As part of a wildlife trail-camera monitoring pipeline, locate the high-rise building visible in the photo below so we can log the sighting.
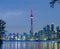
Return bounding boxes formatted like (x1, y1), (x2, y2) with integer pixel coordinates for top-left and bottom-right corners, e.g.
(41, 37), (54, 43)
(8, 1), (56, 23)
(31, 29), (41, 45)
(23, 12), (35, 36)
(51, 24), (54, 31)
(30, 8), (34, 36)
(43, 27), (47, 32)
(46, 24), (51, 40)
(56, 26), (60, 32)
(46, 24), (50, 31)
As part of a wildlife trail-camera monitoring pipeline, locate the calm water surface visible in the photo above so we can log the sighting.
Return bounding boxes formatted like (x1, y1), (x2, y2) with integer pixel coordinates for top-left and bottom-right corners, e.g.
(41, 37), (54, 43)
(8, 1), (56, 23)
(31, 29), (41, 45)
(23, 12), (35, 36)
(2, 40), (57, 49)
(2, 40), (42, 49)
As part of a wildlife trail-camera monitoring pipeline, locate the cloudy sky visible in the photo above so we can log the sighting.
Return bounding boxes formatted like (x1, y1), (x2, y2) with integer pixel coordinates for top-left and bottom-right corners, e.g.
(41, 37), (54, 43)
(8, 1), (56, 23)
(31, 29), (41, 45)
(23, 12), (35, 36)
(0, 0), (60, 34)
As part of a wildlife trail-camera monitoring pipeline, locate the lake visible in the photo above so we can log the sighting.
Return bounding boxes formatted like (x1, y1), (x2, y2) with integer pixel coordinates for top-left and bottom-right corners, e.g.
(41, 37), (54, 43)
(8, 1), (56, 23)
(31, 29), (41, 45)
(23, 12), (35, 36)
(1, 40), (58, 49)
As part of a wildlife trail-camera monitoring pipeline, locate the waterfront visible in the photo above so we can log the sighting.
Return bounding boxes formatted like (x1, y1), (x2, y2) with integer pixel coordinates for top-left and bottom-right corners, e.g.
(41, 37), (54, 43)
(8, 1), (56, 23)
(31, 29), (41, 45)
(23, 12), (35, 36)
(2, 40), (39, 49)
(1, 40), (59, 49)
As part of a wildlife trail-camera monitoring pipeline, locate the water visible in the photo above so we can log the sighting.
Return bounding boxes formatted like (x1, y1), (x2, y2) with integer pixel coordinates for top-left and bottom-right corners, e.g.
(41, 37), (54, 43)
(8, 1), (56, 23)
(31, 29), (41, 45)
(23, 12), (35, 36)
(1, 40), (58, 49)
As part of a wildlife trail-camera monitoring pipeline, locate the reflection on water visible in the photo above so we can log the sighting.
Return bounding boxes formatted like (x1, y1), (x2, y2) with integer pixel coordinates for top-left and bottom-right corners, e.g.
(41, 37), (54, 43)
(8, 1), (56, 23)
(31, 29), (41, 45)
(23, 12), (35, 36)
(0, 44), (2, 49)
(2, 40), (59, 49)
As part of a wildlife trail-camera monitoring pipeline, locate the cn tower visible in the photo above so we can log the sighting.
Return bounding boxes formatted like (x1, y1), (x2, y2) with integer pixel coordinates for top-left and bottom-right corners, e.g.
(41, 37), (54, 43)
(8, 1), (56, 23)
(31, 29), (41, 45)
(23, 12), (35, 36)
(30, 8), (34, 36)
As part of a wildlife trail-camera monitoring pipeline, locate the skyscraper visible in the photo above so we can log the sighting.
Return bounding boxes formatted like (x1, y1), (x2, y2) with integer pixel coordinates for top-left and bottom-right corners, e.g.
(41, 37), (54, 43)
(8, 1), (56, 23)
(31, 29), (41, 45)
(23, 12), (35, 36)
(56, 26), (60, 32)
(30, 8), (34, 36)
(56, 26), (60, 39)
(46, 24), (50, 31)
(43, 27), (47, 32)
(46, 24), (50, 40)
(51, 24), (54, 31)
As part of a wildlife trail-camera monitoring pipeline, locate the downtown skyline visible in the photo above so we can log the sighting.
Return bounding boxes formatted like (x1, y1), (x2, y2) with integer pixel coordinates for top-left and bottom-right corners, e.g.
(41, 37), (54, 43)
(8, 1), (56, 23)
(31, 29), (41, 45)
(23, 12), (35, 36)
(0, 0), (60, 33)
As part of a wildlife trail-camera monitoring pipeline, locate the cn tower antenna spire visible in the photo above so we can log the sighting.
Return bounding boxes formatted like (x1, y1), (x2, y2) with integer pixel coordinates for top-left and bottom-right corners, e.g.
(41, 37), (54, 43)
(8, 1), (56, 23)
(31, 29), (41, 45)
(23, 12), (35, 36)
(30, 8), (32, 15)
(30, 8), (33, 18)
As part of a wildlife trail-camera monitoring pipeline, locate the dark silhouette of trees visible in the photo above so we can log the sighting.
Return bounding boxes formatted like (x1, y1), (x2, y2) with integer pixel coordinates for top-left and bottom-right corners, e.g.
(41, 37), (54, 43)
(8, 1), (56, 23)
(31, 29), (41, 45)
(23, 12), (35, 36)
(0, 20), (6, 44)
(0, 19), (6, 49)
(50, 0), (60, 8)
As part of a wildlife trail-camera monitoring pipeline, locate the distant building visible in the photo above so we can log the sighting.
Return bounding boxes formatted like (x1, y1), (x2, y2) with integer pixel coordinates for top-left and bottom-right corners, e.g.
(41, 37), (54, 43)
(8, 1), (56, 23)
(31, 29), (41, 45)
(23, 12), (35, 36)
(46, 24), (50, 31)
(51, 24), (54, 31)
(56, 26), (60, 32)
(46, 25), (51, 40)
(43, 27), (47, 32)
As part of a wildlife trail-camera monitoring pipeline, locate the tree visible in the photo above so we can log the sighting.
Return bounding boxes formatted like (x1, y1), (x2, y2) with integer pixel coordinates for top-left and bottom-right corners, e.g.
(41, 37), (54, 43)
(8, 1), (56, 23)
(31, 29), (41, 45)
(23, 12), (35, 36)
(0, 19), (6, 44)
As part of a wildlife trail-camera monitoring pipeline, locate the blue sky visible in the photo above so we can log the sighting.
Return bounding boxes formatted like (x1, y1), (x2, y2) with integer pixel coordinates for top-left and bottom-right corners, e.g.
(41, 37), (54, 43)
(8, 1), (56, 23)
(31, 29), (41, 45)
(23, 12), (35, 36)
(0, 0), (60, 34)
